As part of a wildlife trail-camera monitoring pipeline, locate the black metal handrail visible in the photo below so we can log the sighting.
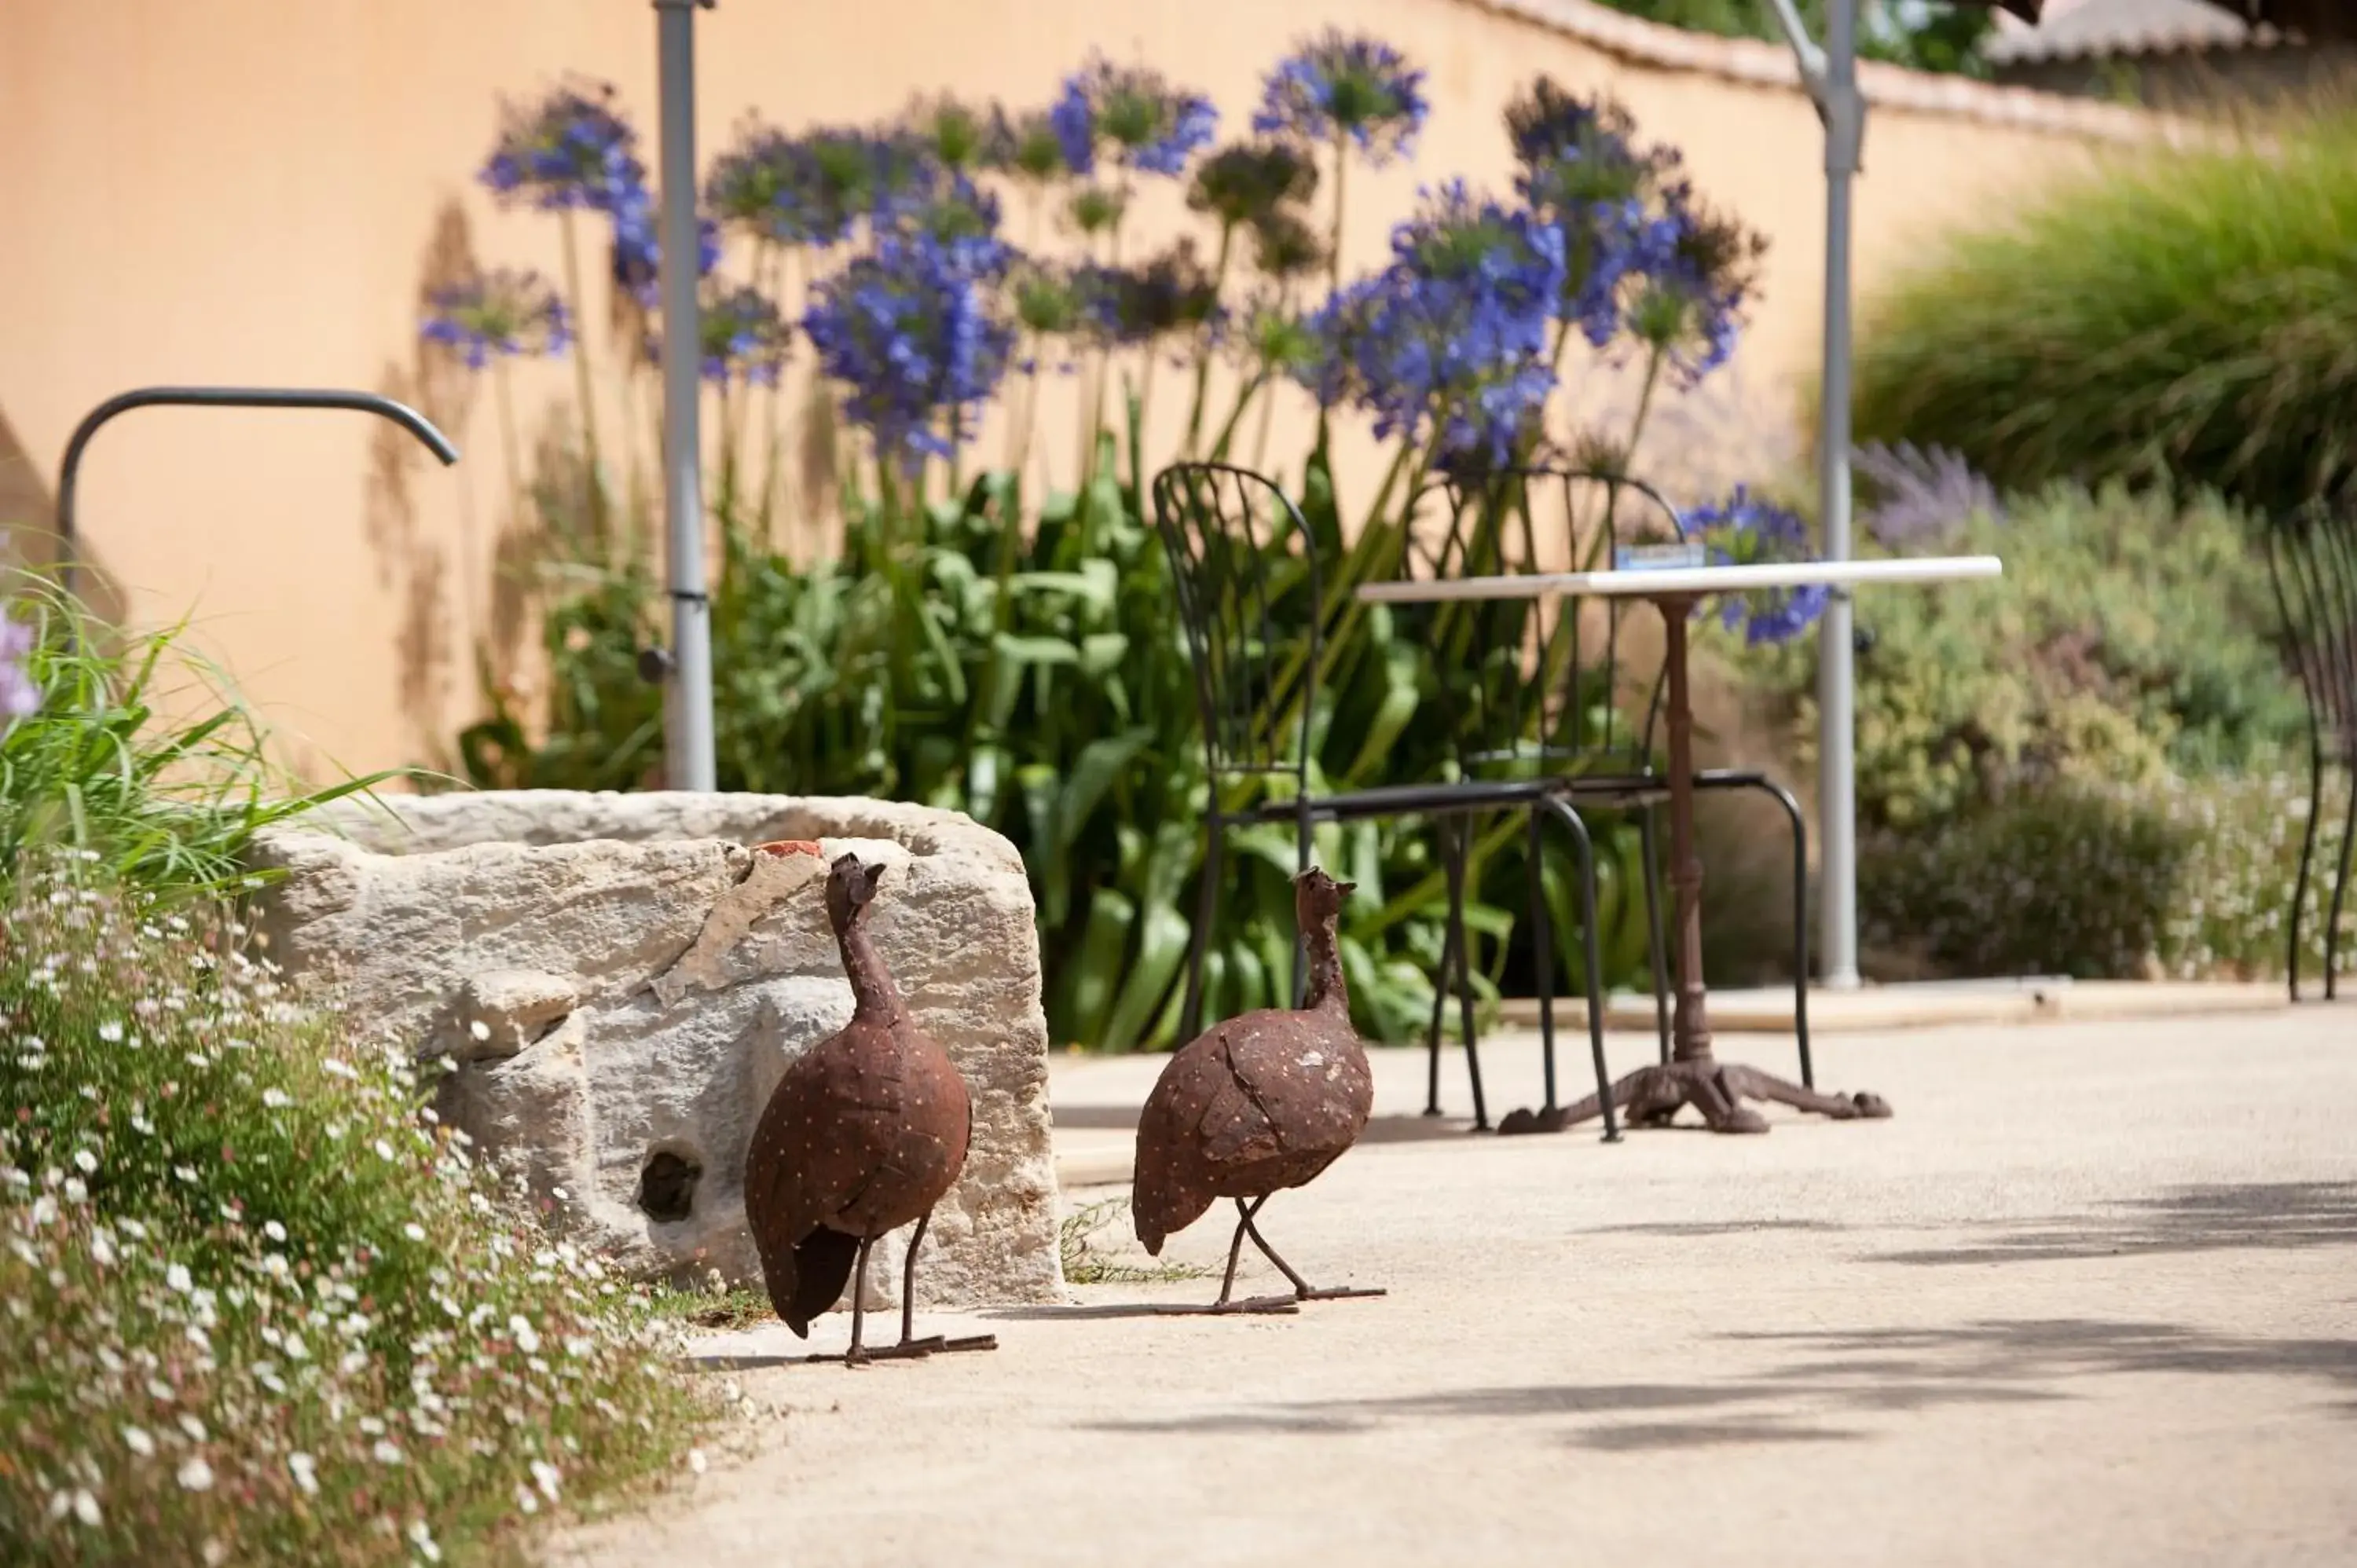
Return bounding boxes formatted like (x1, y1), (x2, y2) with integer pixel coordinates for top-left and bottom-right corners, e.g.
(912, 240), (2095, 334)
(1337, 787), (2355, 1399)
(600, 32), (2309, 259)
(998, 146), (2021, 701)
(53, 386), (460, 601)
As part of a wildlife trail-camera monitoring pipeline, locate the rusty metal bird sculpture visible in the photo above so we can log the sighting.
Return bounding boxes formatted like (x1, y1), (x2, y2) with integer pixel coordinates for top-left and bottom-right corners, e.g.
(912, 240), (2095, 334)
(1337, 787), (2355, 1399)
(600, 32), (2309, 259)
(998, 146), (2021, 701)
(742, 852), (996, 1365)
(1131, 866), (1385, 1314)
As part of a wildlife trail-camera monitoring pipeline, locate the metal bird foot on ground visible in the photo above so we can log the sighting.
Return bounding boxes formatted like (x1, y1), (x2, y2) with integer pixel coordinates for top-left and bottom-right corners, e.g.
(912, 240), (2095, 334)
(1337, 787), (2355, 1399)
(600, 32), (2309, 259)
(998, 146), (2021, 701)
(839, 1333), (999, 1368)
(1501, 1059), (1891, 1136)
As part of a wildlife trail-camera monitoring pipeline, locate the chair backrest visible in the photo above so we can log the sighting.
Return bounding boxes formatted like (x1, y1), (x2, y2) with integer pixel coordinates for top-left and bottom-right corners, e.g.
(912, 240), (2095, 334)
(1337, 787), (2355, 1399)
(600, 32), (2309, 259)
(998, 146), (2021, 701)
(1403, 466), (1688, 774)
(1150, 462), (1321, 786)
(2268, 496), (2357, 768)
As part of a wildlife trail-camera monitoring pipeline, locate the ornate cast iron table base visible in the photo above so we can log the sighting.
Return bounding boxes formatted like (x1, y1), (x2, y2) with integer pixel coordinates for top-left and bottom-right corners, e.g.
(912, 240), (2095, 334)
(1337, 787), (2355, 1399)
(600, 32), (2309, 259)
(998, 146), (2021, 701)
(1498, 1058), (1890, 1136)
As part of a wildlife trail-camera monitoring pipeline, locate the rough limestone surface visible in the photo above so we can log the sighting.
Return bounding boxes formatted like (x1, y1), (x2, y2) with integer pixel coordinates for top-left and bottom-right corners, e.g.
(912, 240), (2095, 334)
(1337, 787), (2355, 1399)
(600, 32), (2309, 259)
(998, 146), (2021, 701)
(248, 791), (1065, 1312)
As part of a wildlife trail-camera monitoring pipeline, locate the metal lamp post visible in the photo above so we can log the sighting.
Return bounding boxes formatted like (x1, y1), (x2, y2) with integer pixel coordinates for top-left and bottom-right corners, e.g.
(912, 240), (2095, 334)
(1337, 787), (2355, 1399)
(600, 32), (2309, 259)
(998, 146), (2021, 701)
(653, 0), (718, 792)
(1763, 0), (2043, 991)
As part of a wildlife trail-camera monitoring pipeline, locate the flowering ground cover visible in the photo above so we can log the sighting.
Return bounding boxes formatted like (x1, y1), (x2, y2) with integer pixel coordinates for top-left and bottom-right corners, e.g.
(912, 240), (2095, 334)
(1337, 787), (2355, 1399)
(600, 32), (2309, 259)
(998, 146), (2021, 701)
(0, 861), (713, 1566)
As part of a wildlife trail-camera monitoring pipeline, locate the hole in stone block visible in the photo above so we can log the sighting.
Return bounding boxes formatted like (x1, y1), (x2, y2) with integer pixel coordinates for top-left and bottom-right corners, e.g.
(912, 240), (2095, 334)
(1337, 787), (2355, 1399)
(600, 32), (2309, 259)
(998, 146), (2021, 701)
(636, 1149), (702, 1224)
(527, 1011), (572, 1046)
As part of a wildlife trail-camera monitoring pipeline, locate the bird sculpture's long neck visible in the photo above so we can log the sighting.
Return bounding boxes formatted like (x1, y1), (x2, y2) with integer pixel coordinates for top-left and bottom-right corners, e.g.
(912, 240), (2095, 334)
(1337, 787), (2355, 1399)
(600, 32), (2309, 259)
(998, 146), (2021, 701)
(1299, 919), (1349, 1017)
(836, 918), (905, 1022)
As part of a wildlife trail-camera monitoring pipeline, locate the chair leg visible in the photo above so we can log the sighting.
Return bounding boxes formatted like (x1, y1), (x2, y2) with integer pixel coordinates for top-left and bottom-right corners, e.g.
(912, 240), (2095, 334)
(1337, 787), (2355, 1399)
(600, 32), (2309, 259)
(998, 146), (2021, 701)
(1542, 797), (1621, 1143)
(1751, 779), (1816, 1090)
(1453, 830), (1487, 1133)
(1526, 809), (1561, 1116)
(1182, 822), (1222, 1043)
(2327, 764), (2355, 1002)
(1424, 821), (1461, 1119)
(1637, 805), (1672, 1068)
(2290, 754), (2322, 1002)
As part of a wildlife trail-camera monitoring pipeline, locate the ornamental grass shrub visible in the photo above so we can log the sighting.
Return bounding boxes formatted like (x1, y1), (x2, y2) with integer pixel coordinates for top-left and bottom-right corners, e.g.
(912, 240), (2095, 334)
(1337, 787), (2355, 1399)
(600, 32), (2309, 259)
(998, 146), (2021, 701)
(0, 860), (712, 1566)
(1851, 108), (2357, 520)
(0, 582), (394, 905)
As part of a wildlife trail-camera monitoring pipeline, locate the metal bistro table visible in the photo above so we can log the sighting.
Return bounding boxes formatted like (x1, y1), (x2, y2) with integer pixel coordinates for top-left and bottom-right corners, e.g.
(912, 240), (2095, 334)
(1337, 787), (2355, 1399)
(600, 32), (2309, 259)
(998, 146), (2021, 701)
(1359, 554), (2005, 1134)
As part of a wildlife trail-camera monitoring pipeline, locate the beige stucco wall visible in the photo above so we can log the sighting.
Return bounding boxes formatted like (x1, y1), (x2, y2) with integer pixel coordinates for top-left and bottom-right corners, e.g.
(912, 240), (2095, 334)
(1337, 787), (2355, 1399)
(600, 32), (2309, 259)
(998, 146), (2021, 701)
(0, 0), (2166, 782)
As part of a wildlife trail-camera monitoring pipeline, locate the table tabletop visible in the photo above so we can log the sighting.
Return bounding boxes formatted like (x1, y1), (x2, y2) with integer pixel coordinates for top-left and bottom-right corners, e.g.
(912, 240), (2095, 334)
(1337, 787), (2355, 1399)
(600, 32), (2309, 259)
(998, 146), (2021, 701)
(1355, 554), (2004, 605)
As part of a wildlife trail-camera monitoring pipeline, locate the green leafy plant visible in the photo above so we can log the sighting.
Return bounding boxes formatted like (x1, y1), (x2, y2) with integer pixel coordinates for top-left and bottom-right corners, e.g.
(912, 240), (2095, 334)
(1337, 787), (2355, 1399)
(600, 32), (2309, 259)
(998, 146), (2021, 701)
(1862, 770), (2347, 981)
(1, 860), (710, 1566)
(0, 580), (400, 903)
(1747, 481), (2306, 831)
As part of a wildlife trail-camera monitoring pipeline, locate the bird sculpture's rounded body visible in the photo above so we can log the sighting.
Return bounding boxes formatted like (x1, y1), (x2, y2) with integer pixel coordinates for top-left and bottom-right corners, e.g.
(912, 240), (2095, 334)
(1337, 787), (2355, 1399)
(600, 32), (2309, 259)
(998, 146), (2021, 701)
(742, 852), (995, 1363)
(1131, 868), (1384, 1313)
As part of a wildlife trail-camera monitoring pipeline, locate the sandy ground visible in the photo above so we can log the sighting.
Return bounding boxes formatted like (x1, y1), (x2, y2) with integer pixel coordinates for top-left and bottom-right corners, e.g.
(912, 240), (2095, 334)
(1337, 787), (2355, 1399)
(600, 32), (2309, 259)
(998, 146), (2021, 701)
(550, 1012), (2357, 1568)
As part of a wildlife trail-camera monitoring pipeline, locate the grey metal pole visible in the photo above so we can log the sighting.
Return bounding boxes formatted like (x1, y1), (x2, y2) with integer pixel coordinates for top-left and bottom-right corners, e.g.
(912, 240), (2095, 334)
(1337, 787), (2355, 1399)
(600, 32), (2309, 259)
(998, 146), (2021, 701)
(655, 0), (718, 791)
(1816, 0), (1864, 990)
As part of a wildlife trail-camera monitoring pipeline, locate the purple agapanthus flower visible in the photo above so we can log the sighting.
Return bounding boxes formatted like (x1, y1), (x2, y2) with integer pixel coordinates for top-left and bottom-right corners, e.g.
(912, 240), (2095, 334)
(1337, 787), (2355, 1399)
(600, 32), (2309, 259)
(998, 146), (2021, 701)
(1622, 183), (1765, 389)
(478, 80), (647, 215)
(1686, 487), (1828, 647)
(420, 269), (574, 370)
(0, 613), (38, 720)
(1050, 55), (1219, 178)
(1298, 181), (1564, 474)
(1253, 31), (1429, 167)
(691, 284), (792, 386)
(610, 188), (724, 310)
(802, 232), (1015, 460)
(1505, 83), (1675, 351)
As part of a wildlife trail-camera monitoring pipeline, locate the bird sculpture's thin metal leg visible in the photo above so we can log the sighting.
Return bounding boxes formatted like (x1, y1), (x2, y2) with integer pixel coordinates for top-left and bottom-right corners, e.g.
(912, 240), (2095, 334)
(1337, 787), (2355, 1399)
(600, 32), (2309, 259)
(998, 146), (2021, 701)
(836, 1214), (997, 1365)
(1237, 1198), (1384, 1305)
(842, 1236), (878, 1367)
(1151, 1196), (1301, 1317)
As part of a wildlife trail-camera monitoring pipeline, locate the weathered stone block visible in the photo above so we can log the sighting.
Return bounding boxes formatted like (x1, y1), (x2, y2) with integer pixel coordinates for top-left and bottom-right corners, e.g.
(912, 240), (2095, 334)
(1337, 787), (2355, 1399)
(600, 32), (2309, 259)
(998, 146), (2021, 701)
(250, 791), (1065, 1310)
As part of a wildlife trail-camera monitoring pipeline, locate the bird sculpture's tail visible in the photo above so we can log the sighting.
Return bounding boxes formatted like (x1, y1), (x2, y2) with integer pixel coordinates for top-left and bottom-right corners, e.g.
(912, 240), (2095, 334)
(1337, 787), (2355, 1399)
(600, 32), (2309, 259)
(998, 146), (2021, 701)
(778, 1227), (861, 1339)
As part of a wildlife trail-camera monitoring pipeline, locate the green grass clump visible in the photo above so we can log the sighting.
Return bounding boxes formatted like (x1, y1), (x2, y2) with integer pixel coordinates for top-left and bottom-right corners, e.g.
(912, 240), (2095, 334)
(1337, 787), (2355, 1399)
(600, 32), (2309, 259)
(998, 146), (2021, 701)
(0, 861), (714, 1566)
(1852, 110), (2357, 518)
(1, 578), (398, 903)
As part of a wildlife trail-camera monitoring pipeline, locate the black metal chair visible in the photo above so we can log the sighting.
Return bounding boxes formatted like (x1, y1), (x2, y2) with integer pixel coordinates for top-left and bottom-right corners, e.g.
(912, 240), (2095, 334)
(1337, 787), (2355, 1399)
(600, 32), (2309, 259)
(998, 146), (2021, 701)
(1150, 460), (1622, 1140)
(2266, 496), (2357, 1001)
(1399, 467), (1816, 1122)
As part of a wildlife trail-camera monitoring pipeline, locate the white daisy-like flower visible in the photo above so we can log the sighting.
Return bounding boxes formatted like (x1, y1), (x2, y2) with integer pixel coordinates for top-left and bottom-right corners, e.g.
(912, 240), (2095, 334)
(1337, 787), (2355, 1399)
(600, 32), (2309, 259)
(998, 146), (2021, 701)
(71, 1149), (98, 1174)
(508, 1314), (541, 1355)
(530, 1459), (563, 1502)
(403, 1223), (427, 1243)
(71, 1488), (101, 1527)
(372, 1439), (405, 1466)
(166, 1263), (192, 1295)
(288, 1452), (318, 1496)
(688, 1448), (708, 1475)
(97, 1021), (123, 1043)
(62, 1177), (87, 1203)
(123, 1427), (156, 1458)
(176, 1456), (214, 1492)
(262, 1088), (291, 1109)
